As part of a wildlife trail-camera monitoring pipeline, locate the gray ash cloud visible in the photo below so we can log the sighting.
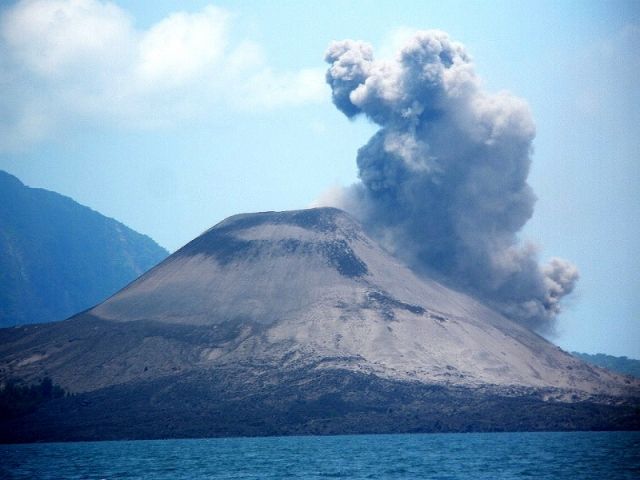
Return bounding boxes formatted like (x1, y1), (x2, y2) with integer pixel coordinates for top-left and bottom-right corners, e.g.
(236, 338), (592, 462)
(323, 31), (578, 332)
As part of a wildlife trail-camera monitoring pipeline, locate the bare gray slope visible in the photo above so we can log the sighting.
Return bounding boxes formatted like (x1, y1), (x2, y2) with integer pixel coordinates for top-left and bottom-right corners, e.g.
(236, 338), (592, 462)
(80, 207), (634, 397)
(1, 207), (639, 442)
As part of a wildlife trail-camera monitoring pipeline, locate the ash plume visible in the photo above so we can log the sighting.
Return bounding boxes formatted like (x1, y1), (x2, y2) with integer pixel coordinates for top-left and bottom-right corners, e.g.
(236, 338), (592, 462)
(324, 31), (578, 332)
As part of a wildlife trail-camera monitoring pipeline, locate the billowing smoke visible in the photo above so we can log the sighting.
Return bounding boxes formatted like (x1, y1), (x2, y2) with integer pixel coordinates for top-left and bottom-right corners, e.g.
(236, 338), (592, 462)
(324, 31), (578, 332)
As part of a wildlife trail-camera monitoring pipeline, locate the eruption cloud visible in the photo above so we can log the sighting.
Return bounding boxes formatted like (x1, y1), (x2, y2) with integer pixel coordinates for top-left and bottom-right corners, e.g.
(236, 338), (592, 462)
(324, 31), (578, 332)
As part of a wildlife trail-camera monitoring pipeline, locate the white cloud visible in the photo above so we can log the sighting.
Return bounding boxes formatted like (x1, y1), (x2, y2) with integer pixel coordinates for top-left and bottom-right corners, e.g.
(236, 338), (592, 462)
(2, 0), (134, 76)
(136, 6), (229, 88)
(238, 67), (328, 110)
(0, 0), (328, 151)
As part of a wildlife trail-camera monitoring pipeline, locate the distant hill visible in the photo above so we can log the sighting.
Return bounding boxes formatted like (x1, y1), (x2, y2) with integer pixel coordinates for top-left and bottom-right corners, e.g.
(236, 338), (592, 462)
(0, 170), (168, 327)
(572, 352), (640, 379)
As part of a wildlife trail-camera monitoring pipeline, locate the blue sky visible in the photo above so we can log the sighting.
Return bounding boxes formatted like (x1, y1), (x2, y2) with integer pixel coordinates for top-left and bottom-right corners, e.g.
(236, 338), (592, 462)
(0, 0), (638, 357)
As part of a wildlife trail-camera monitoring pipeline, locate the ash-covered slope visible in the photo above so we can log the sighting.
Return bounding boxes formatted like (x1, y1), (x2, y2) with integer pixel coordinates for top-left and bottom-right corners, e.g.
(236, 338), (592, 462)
(89, 207), (629, 395)
(1, 208), (638, 441)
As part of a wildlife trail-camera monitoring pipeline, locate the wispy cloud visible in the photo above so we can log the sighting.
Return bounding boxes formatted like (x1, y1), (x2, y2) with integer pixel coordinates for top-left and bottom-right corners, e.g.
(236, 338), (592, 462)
(0, 0), (327, 151)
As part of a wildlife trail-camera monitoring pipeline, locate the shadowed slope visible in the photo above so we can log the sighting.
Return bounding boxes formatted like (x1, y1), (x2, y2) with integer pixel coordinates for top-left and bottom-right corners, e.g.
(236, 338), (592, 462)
(0, 170), (168, 327)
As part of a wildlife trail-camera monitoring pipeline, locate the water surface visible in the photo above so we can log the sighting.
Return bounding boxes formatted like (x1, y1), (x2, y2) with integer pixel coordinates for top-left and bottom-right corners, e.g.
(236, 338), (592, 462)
(2, 431), (639, 479)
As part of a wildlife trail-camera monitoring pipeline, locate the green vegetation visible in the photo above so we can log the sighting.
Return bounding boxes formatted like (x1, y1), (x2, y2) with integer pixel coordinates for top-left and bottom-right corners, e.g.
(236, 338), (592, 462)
(572, 352), (640, 379)
(0, 170), (168, 327)
(0, 377), (66, 420)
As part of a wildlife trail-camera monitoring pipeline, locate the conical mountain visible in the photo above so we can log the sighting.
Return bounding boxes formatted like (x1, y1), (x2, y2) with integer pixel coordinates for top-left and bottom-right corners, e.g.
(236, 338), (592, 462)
(1, 208), (638, 441)
(88, 207), (631, 394)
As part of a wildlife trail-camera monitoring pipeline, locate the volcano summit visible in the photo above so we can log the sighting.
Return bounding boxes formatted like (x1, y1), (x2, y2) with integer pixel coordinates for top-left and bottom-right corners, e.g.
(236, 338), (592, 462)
(1, 208), (638, 441)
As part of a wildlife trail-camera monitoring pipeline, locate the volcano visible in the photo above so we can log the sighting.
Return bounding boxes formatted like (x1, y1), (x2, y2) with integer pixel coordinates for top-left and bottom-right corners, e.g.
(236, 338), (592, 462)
(1, 208), (638, 441)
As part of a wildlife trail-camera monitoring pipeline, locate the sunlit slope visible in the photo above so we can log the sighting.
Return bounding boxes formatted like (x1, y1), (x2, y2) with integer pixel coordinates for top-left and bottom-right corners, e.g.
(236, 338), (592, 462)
(78, 207), (638, 394)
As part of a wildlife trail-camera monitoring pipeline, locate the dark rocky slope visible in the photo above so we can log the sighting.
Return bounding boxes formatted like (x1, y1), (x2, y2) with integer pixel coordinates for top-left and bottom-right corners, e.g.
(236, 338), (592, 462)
(3, 364), (638, 443)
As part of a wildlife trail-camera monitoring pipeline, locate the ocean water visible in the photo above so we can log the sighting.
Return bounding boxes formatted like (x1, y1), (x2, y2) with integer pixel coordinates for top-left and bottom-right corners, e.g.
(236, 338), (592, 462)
(1, 431), (639, 479)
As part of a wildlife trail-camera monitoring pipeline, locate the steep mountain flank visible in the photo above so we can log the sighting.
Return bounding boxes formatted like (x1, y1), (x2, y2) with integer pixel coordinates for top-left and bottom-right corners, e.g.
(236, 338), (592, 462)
(0, 170), (168, 327)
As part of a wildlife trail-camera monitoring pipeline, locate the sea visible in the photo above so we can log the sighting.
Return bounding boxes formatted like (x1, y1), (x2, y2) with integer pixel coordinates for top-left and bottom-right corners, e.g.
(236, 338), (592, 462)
(1, 431), (639, 479)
